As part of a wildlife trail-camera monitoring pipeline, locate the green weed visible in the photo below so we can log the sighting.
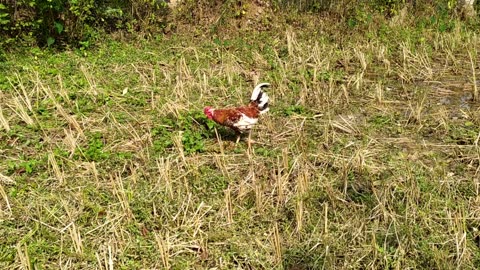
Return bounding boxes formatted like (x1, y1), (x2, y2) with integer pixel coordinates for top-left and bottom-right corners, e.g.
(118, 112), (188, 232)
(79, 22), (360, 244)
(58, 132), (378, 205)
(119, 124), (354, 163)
(153, 111), (213, 154)
(78, 132), (110, 162)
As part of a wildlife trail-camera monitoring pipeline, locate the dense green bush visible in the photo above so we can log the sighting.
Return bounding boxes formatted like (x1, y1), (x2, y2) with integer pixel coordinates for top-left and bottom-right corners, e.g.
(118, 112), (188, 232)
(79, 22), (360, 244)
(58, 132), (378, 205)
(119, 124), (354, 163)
(0, 0), (170, 49)
(0, 0), (476, 50)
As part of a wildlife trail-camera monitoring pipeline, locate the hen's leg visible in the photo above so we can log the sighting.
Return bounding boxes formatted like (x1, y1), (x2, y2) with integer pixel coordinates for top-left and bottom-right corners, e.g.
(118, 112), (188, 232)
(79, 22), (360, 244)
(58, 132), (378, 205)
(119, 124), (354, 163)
(246, 129), (258, 147)
(235, 130), (241, 144)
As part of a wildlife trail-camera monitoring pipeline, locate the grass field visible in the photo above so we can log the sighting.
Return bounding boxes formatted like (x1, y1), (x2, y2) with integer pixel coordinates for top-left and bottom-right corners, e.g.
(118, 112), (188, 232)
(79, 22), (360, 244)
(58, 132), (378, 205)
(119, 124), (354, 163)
(1, 10), (480, 269)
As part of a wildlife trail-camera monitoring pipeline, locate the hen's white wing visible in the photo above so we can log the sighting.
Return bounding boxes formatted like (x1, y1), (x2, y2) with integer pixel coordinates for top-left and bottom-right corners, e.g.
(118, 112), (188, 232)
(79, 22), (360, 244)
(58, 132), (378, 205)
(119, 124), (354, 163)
(233, 113), (258, 132)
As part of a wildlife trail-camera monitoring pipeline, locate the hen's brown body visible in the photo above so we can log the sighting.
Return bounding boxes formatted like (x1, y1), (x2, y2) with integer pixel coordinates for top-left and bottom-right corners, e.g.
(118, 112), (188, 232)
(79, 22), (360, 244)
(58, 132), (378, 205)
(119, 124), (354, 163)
(209, 102), (261, 134)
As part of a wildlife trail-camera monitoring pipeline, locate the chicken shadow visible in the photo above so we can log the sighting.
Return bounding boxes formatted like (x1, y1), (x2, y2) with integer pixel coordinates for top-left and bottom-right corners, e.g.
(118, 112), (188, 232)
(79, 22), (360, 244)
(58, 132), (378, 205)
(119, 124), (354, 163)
(202, 123), (238, 142)
(213, 127), (244, 142)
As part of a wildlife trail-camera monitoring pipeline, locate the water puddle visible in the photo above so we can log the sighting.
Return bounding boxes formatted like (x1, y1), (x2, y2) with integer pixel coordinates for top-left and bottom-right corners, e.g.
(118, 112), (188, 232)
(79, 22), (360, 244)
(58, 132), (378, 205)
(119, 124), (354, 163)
(420, 79), (479, 111)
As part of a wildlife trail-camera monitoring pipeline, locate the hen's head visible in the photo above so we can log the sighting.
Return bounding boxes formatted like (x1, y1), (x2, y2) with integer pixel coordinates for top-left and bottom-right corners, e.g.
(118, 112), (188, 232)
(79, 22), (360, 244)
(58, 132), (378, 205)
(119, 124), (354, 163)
(203, 106), (214, 119)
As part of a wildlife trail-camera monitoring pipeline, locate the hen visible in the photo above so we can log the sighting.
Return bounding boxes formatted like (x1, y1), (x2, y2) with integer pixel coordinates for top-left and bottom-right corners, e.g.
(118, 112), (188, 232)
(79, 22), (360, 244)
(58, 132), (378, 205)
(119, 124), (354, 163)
(204, 83), (270, 144)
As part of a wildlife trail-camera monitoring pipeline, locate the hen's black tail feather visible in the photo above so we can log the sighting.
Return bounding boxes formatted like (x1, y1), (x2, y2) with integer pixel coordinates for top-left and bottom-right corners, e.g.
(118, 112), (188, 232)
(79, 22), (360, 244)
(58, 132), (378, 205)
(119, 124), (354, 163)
(250, 83), (270, 114)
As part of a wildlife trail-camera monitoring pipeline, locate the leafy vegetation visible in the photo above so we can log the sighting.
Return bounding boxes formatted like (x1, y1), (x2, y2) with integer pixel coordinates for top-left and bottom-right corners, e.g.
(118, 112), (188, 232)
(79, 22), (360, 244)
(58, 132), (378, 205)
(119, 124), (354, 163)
(152, 111), (213, 154)
(0, 0), (169, 48)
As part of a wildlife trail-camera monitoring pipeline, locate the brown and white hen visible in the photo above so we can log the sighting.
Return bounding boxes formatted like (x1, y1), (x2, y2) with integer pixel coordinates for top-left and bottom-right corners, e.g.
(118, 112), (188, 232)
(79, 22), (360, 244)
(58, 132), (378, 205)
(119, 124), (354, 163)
(204, 83), (270, 144)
